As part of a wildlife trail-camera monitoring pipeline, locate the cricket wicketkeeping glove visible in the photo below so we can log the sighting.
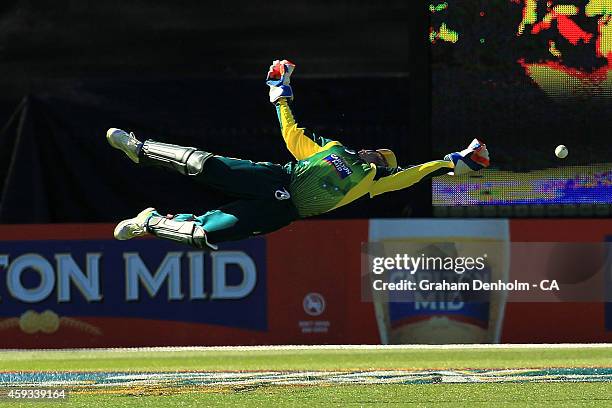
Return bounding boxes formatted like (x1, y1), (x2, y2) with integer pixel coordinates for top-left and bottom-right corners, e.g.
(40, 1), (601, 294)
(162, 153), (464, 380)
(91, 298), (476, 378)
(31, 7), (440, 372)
(266, 59), (295, 103)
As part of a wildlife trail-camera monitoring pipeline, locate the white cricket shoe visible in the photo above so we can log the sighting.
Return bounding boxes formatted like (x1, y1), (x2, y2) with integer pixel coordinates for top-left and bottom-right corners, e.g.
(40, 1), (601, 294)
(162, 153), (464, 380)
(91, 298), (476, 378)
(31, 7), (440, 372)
(106, 128), (142, 163)
(114, 207), (156, 240)
(444, 139), (490, 176)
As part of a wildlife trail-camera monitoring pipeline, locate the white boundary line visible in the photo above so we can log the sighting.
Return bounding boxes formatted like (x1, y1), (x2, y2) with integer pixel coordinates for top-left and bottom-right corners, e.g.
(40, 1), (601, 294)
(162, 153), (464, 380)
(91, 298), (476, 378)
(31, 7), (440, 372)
(1, 343), (611, 353)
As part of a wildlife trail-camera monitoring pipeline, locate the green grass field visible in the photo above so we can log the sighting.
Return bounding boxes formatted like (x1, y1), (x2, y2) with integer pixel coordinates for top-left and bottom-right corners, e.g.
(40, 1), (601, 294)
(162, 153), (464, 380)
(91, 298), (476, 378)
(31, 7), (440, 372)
(0, 345), (610, 407)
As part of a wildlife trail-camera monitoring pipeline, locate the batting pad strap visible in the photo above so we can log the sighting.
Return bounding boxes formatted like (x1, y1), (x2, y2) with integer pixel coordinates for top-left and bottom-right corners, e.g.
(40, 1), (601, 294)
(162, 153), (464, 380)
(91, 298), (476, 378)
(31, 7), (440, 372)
(146, 215), (218, 250)
(140, 140), (212, 176)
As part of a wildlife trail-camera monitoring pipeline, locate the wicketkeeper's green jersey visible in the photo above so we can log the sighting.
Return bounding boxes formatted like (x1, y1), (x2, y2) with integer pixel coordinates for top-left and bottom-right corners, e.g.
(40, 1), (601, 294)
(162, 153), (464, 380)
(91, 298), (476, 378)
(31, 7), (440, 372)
(276, 99), (453, 218)
(284, 144), (374, 217)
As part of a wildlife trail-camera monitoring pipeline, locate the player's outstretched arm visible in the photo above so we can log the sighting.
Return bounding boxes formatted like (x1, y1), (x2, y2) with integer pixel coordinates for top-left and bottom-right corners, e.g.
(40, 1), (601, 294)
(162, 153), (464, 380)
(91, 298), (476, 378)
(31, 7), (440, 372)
(266, 60), (339, 160)
(369, 160), (453, 197)
(369, 139), (489, 197)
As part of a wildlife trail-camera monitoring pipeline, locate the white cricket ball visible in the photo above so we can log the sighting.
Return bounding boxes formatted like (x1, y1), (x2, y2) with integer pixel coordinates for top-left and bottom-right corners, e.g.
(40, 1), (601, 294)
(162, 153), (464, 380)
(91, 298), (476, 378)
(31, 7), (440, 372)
(555, 145), (568, 159)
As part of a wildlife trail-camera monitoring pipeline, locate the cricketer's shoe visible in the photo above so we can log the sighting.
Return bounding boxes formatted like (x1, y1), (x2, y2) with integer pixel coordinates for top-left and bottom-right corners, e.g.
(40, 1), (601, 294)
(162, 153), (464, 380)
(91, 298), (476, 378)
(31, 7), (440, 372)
(444, 138), (490, 175)
(114, 207), (156, 240)
(106, 128), (142, 163)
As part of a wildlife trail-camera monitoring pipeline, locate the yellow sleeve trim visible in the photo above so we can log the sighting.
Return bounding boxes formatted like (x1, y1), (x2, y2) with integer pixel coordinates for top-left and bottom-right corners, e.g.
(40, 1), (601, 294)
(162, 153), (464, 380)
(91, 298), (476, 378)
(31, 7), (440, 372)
(369, 160), (453, 197)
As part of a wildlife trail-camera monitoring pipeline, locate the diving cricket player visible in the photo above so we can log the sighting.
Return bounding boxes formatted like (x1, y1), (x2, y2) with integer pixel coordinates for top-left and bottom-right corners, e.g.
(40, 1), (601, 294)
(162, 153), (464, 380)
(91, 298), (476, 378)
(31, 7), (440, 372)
(107, 60), (490, 250)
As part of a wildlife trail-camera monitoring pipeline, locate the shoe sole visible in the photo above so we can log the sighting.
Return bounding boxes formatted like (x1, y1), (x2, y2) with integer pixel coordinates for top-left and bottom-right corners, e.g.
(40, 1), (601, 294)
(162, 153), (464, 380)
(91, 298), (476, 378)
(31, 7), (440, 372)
(114, 207), (156, 240)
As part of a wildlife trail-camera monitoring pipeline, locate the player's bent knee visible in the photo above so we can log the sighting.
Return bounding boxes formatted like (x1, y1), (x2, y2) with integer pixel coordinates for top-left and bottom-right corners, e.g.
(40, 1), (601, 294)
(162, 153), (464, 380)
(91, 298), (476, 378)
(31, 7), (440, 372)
(185, 150), (213, 176)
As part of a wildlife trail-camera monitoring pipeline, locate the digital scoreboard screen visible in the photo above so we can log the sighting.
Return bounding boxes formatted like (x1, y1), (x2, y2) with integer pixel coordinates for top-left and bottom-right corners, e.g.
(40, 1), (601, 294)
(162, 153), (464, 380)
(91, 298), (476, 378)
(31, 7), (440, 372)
(430, 0), (611, 211)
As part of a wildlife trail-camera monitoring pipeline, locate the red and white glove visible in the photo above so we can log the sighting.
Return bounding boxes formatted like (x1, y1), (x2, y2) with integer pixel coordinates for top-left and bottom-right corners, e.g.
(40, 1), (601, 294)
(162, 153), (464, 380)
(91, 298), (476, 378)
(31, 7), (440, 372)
(266, 59), (296, 103)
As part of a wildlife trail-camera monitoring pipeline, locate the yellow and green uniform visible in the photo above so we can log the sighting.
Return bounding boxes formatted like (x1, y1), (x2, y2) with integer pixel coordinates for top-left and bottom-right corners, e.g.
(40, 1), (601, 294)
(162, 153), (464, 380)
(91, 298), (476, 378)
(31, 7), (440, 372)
(276, 99), (453, 218)
(165, 98), (453, 245)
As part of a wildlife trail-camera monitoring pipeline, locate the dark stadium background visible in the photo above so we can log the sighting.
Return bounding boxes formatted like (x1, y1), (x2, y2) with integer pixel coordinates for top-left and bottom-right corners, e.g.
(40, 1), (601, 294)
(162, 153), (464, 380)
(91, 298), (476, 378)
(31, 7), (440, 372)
(431, 0), (611, 169)
(0, 0), (432, 223)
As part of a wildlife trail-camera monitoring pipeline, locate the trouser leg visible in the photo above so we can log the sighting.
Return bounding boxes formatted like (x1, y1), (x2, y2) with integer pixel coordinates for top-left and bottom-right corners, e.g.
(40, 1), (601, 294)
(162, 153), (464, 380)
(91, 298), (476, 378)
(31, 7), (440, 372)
(196, 156), (291, 200)
(146, 199), (299, 248)
(139, 140), (291, 201)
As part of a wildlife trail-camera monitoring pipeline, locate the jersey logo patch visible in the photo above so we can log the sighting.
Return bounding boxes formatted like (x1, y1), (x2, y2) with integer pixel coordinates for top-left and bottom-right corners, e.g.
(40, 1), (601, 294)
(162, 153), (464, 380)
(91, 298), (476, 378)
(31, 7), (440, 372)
(274, 188), (291, 200)
(323, 154), (353, 179)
